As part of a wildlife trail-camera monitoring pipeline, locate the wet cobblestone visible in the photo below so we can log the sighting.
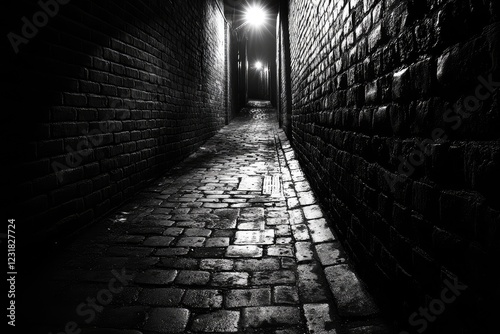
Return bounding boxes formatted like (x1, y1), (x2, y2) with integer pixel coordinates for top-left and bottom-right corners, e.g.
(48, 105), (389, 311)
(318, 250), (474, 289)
(29, 103), (389, 333)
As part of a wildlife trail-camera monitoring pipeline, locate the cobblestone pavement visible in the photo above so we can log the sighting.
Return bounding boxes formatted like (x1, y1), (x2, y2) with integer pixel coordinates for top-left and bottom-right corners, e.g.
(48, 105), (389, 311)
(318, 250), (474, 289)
(28, 101), (391, 333)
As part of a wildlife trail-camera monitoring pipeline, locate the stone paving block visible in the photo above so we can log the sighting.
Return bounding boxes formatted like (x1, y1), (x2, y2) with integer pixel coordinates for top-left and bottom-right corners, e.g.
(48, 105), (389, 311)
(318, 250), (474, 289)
(204, 203), (229, 208)
(212, 230), (235, 237)
(237, 221), (263, 230)
(298, 191), (317, 206)
(290, 169), (306, 182)
(303, 303), (337, 334)
(295, 241), (315, 263)
(315, 242), (346, 266)
(163, 227), (184, 236)
(191, 247), (226, 258)
(205, 237), (230, 247)
(155, 247), (189, 256)
(289, 209), (306, 225)
(176, 221), (206, 228)
(211, 272), (249, 287)
(242, 306), (301, 328)
(226, 245), (263, 258)
(239, 176), (263, 191)
(159, 257), (198, 269)
(200, 258), (234, 271)
(143, 236), (175, 247)
(267, 245), (294, 257)
(175, 270), (211, 285)
(294, 181), (311, 192)
(183, 228), (212, 237)
(134, 269), (177, 285)
(144, 308), (189, 333)
(233, 258), (281, 271)
(273, 286), (300, 304)
(287, 197), (300, 209)
(191, 310), (240, 332)
(232, 203), (253, 208)
(276, 237), (293, 244)
(234, 230), (275, 245)
(308, 219), (335, 243)
(182, 289), (223, 308)
(176, 236), (206, 247)
(281, 257), (297, 269)
(297, 263), (330, 303)
(302, 205), (323, 220)
(225, 288), (271, 307)
(214, 208), (240, 220)
(251, 270), (296, 285)
(266, 217), (289, 225)
(325, 264), (379, 317)
(275, 225), (291, 237)
(138, 287), (184, 306)
(266, 210), (288, 218)
(291, 224), (310, 241)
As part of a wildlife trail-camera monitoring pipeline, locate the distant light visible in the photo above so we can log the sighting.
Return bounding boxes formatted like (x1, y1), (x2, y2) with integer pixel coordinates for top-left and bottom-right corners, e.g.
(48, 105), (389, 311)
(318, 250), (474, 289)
(244, 5), (267, 28)
(255, 61), (263, 70)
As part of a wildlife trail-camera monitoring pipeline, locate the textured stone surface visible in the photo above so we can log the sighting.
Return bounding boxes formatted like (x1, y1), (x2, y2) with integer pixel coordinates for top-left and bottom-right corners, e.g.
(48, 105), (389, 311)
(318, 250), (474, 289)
(277, 1), (499, 331)
(225, 288), (272, 308)
(23, 103), (385, 333)
(303, 304), (338, 334)
(325, 265), (379, 317)
(191, 310), (240, 332)
(144, 308), (189, 333)
(226, 245), (263, 258)
(242, 306), (302, 328)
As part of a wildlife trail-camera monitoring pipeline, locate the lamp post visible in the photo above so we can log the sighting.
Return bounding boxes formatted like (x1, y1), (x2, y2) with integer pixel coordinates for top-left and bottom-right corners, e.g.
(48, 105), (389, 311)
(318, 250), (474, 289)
(234, 4), (268, 105)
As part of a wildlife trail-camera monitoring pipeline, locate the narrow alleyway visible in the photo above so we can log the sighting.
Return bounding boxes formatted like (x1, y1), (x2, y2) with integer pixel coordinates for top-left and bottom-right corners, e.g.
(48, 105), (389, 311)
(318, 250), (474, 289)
(28, 101), (388, 333)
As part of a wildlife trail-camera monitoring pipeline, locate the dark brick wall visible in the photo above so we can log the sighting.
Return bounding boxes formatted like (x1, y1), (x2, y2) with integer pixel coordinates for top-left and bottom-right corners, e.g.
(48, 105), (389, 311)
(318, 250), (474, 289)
(279, 0), (499, 331)
(277, 4), (292, 137)
(3, 0), (230, 244)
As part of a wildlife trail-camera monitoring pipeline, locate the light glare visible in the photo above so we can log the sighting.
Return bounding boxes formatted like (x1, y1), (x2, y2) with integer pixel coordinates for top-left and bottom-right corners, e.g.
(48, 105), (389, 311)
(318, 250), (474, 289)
(245, 5), (266, 28)
(255, 61), (263, 70)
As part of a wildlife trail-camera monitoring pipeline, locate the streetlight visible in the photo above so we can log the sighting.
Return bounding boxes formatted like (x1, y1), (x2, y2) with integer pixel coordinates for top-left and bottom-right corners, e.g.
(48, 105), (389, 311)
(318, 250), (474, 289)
(235, 4), (267, 32)
(255, 61), (263, 70)
(244, 5), (266, 28)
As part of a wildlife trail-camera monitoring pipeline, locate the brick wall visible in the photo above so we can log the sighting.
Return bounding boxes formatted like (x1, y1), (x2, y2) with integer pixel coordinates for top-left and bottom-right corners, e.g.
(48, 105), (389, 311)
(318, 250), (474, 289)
(277, 5), (293, 137)
(3, 0), (230, 245)
(279, 0), (499, 331)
